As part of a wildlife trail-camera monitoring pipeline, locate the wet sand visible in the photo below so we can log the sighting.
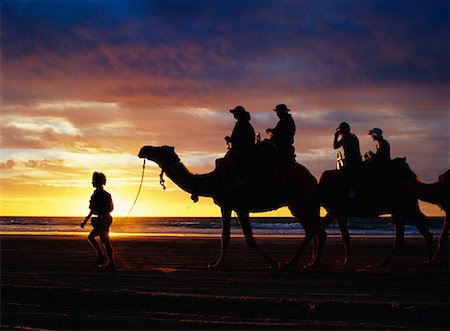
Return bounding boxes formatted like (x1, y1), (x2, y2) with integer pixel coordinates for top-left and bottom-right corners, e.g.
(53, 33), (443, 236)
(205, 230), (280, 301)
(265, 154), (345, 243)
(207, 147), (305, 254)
(1, 235), (449, 330)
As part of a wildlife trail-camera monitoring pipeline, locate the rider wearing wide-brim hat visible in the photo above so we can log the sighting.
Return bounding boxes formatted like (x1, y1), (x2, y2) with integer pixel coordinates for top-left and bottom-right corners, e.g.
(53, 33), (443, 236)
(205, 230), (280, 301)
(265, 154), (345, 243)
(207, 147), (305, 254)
(266, 104), (296, 162)
(224, 106), (256, 187)
(366, 127), (391, 163)
(225, 106), (255, 152)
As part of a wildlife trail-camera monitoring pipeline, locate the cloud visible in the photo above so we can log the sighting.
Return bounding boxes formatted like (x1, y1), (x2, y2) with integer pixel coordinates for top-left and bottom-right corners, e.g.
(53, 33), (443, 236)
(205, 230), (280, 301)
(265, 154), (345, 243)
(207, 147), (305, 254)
(0, 159), (17, 170)
(25, 158), (66, 170)
(2, 0), (448, 106)
(1, 0), (448, 215)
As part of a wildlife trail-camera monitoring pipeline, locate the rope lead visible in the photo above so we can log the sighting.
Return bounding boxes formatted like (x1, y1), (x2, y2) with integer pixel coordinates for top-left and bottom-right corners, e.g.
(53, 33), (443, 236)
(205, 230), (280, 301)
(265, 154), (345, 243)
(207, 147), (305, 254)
(112, 159), (146, 230)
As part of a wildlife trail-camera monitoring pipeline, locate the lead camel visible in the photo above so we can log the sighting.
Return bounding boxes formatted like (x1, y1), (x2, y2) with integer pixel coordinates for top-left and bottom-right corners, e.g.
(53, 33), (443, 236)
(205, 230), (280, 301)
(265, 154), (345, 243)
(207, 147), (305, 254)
(139, 145), (326, 269)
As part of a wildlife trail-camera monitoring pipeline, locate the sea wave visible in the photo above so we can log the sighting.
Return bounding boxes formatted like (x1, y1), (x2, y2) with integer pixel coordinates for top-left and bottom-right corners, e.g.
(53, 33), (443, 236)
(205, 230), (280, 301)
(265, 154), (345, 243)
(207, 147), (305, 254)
(0, 216), (444, 237)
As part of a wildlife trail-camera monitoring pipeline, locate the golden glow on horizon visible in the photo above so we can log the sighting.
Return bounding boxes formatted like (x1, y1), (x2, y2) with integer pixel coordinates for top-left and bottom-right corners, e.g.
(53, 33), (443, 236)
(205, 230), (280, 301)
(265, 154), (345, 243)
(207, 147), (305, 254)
(0, 109), (446, 218)
(0, 188), (444, 217)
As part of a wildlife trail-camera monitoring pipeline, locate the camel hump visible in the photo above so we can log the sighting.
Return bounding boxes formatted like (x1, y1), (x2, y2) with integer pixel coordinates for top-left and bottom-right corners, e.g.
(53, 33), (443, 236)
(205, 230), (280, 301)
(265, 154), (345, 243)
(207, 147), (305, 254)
(387, 157), (416, 180)
(438, 169), (450, 183)
(319, 169), (338, 184)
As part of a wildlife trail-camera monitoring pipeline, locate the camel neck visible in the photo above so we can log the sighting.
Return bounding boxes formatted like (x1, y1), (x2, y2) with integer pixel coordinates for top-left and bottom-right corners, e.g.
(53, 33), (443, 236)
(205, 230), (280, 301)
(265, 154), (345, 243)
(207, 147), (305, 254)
(416, 181), (444, 206)
(163, 161), (216, 198)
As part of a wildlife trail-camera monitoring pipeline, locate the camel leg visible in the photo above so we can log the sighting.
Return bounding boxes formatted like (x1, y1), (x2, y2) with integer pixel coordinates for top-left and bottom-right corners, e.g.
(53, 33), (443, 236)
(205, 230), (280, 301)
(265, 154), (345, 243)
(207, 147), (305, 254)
(311, 221), (327, 267)
(413, 212), (433, 265)
(322, 212), (335, 228)
(209, 207), (231, 269)
(323, 212), (351, 265)
(238, 210), (277, 269)
(288, 207), (326, 267)
(433, 213), (448, 261)
(287, 232), (314, 267)
(337, 218), (351, 266)
(379, 220), (405, 266)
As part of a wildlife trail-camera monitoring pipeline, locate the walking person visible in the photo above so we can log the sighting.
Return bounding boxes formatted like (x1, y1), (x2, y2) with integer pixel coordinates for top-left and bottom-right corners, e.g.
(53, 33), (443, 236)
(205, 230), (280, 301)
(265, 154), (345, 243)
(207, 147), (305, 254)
(81, 171), (115, 269)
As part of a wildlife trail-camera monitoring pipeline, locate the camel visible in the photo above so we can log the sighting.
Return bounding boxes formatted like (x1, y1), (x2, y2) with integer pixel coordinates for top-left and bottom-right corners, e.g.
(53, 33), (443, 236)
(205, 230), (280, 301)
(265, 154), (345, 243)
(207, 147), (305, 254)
(415, 170), (449, 261)
(319, 159), (447, 266)
(138, 145), (326, 269)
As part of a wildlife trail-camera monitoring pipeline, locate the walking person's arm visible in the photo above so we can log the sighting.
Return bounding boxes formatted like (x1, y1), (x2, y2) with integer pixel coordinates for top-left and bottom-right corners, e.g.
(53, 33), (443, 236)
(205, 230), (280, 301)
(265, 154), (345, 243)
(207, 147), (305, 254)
(81, 211), (93, 228)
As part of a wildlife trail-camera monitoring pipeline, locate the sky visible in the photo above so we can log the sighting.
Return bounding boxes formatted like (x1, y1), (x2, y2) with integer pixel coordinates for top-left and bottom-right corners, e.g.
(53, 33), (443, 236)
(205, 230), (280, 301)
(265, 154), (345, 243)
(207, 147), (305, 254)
(1, 0), (449, 217)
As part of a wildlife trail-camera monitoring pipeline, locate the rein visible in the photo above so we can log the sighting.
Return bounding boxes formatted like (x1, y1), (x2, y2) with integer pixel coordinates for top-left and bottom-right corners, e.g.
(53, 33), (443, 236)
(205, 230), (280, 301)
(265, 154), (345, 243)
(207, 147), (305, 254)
(158, 159), (180, 191)
(112, 159), (146, 230)
(158, 160), (199, 202)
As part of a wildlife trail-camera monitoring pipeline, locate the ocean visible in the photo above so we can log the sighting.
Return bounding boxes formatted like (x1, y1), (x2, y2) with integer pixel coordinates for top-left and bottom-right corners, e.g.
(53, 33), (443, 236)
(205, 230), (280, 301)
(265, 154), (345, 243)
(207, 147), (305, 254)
(0, 216), (445, 237)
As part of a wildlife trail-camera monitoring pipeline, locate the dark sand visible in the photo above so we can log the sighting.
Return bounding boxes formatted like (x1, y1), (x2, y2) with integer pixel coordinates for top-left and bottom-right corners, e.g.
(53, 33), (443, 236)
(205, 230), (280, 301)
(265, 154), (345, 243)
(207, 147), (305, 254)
(1, 235), (449, 330)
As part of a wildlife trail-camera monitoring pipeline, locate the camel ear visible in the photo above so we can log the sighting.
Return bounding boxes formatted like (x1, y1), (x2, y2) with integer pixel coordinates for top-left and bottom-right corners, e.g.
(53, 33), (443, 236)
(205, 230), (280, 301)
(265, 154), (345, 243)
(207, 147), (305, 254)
(169, 146), (175, 153)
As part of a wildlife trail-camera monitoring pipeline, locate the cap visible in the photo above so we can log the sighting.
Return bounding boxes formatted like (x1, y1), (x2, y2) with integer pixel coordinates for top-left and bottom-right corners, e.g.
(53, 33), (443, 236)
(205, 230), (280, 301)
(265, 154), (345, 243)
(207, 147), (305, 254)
(337, 122), (350, 132)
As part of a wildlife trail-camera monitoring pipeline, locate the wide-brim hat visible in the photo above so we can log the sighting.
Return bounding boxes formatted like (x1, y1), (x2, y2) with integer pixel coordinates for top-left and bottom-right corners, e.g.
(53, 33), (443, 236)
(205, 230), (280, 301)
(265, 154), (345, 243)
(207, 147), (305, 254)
(368, 128), (383, 137)
(230, 105), (247, 115)
(273, 104), (290, 113)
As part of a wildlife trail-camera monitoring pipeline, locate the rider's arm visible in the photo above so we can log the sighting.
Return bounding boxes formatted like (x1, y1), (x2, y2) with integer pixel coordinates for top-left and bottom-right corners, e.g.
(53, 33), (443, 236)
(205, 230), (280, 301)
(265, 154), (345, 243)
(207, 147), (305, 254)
(333, 132), (343, 149)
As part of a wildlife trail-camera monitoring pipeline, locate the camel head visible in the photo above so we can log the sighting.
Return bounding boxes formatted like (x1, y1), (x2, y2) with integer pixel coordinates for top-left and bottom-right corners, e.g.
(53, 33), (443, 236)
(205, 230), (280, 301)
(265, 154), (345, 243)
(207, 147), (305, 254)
(138, 145), (180, 169)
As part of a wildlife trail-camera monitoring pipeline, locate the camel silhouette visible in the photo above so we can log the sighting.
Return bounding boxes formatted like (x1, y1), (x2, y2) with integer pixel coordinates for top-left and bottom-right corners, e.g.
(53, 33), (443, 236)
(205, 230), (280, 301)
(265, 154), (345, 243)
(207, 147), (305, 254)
(319, 160), (449, 266)
(415, 170), (449, 261)
(138, 145), (326, 269)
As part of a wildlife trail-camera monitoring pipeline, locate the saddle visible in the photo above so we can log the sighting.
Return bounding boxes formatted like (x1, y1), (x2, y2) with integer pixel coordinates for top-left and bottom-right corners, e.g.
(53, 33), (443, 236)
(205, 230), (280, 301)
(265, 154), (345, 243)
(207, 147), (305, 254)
(216, 140), (295, 191)
(331, 157), (414, 203)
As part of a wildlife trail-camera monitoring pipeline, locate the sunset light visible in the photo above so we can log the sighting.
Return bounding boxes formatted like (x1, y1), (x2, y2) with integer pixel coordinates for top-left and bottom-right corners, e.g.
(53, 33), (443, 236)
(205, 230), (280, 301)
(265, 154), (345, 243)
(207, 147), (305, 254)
(2, 2), (449, 330)
(1, 0), (448, 217)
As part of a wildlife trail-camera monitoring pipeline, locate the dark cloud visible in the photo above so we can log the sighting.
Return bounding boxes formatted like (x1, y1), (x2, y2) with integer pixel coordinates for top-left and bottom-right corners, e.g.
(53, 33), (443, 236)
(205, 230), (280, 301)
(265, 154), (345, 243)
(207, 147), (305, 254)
(2, 0), (448, 104)
(1, 0), (448, 194)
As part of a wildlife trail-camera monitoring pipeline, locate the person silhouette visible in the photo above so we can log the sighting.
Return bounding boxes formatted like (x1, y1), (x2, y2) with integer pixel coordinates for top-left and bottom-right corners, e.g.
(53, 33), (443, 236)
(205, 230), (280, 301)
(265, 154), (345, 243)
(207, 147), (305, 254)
(266, 104), (296, 162)
(365, 128), (391, 163)
(81, 172), (115, 269)
(333, 122), (362, 169)
(224, 106), (255, 186)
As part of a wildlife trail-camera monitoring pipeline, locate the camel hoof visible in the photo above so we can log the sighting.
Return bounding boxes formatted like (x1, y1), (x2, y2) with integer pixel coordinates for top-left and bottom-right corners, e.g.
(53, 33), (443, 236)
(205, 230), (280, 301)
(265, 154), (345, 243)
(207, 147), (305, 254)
(365, 262), (387, 269)
(269, 261), (281, 270)
(342, 259), (352, 267)
(286, 260), (298, 268)
(207, 262), (223, 270)
(302, 261), (318, 270)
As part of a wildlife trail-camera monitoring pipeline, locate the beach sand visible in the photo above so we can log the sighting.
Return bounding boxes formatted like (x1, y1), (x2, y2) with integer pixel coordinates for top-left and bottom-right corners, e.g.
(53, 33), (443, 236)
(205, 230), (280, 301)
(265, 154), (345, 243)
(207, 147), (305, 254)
(1, 234), (449, 330)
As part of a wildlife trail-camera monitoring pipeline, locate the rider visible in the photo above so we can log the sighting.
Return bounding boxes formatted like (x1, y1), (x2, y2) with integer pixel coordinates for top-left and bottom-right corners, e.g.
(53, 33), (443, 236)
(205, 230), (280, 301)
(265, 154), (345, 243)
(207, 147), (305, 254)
(333, 122), (362, 169)
(365, 128), (391, 164)
(225, 106), (255, 186)
(266, 104), (296, 162)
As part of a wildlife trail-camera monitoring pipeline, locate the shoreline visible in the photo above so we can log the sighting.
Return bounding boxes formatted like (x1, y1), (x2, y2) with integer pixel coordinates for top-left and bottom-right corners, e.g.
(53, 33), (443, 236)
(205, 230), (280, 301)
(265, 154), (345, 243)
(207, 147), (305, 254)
(0, 231), (440, 239)
(2, 235), (449, 330)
